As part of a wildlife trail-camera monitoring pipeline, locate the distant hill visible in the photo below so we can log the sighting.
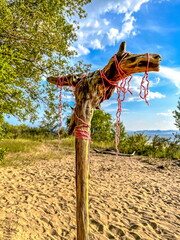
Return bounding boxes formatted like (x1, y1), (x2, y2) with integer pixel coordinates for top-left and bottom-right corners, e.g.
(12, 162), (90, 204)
(127, 130), (180, 140)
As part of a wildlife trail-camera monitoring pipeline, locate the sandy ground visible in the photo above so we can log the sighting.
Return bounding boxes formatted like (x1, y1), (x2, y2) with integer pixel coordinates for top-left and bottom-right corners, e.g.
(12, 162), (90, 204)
(0, 153), (179, 240)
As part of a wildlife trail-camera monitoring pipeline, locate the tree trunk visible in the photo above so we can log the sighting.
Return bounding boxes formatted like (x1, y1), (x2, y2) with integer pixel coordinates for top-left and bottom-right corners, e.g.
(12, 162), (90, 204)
(75, 102), (93, 240)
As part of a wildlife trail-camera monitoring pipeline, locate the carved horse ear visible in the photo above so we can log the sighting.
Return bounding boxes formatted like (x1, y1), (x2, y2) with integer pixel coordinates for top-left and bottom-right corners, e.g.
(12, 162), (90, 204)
(117, 41), (126, 54)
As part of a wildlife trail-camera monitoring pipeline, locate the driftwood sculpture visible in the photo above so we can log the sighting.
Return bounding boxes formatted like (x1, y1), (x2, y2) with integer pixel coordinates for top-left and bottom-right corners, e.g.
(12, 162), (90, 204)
(47, 41), (161, 240)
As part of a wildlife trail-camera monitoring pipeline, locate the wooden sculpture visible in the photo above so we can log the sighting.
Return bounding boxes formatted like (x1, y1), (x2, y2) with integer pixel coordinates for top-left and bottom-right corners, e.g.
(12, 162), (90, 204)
(47, 41), (161, 240)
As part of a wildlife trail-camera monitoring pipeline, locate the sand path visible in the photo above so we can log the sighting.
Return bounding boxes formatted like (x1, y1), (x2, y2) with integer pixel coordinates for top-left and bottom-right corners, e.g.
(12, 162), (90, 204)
(0, 153), (179, 240)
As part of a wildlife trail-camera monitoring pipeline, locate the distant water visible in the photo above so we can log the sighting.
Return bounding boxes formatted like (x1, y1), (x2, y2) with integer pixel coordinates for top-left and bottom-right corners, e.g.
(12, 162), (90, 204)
(127, 130), (180, 141)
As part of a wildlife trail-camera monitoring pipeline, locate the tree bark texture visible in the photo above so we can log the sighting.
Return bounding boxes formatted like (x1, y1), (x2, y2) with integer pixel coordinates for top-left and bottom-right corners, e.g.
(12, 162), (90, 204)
(75, 102), (93, 240)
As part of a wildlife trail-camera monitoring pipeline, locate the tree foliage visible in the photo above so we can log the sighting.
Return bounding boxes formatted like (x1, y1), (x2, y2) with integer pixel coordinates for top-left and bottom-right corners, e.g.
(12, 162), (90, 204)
(173, 97), (180, 130)
(0, 0), (91, 123)
(91, 109), (114, 142)
(2, 121), (59, 140)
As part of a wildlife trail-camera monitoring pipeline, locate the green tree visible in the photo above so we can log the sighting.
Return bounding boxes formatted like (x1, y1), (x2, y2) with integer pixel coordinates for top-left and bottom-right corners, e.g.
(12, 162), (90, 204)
(91, 109), (127, 143)
(0, 0), (91, 124)
(173, 97), (180, 130)
(91, 109), (114, 142)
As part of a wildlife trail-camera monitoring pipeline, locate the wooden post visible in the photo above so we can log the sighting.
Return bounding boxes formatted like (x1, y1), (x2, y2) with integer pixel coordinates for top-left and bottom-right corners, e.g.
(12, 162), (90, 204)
(47, 41), (161, 240)
(75, 102), (93, 239)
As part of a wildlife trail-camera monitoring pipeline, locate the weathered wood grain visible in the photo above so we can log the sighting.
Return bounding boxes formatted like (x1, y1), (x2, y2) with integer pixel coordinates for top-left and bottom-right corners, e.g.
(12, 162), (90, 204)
(74, 101), (93, 239)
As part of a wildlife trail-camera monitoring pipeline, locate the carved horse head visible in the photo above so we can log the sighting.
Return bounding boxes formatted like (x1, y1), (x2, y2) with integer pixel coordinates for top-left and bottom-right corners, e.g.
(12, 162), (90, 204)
(103, 41), (161, 82)
(117, 41), (161, 74)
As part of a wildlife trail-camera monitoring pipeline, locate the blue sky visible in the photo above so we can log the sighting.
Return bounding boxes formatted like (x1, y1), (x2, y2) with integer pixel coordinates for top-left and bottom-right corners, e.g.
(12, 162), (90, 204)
(66, 0), (180, 131)
(8, 0), (180, 131)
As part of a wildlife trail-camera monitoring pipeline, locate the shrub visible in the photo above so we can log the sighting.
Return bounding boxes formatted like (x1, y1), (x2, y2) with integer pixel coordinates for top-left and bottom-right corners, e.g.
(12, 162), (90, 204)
(119, 133), (150, 155)
(0, 147), (6, 162)
(2, 122), (59, 140)
(165, 134), (180, 159)
(149, 135), (170, 158)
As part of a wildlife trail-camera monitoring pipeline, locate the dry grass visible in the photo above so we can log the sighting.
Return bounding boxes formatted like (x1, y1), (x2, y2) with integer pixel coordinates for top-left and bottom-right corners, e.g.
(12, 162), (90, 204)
(1, 138), (179, 169)
(0, 137), (75, 167)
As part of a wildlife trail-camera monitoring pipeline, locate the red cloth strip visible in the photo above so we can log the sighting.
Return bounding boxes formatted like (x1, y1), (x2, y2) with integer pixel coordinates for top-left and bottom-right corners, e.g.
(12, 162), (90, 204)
(140, 53), (150, 105)
(73, 110), (91, 140)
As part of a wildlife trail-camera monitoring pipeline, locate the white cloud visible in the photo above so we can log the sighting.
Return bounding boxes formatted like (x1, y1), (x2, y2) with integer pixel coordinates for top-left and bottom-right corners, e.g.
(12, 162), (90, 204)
(97, 30), (102, 35)
(156, 45), (163, 49)
(131, 0), (149, 12)
(103, 18), (110, 26)
(149, 77), (160, 87)
(121, 16), (135, 34)
(126, 90), (165, 103)
(86, 20), (100, 28)
(77, 44), (90, 56)
(69, 44), (90, 56)
(157, 109), (173, 117)
(147, 91), (165, 100)
(90, 39), (104, 50)
(77, 31), (84, 39)
(101, 0), (149, 15)
(72, 0), (150, 52)
(106, 16), (135, 45)
(158, 66), (180, 92)
(94, 20), (100, 28)
(132, 31), (137, 36)
(107, 28), (120, 43)
(102, 100), (119, 108)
